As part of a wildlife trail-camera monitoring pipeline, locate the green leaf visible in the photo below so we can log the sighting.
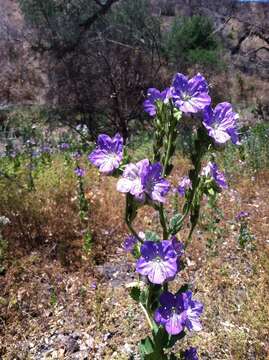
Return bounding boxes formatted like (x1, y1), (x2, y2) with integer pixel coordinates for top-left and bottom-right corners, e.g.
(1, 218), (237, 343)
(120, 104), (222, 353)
(126, 193), (138, 224)
(144, 353), (165, 360)
(173, 108), (182, 121)
(208, 187), (215, 196)
(165, 331), (186, 349)
(139, 288), (149, 306)
(132, 243), (141, 259)
(139, 336), (155, 355)
(145, 231), (160, 242)
(168, 354), (179, 360)
(130, 287), (141, 302)
(153, 326), (169, 349)
(168, 213), (183, 235)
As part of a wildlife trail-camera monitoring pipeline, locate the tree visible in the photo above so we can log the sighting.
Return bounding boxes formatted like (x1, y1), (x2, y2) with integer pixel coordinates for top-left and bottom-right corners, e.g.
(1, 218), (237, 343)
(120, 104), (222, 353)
(19, 0), (163, 140)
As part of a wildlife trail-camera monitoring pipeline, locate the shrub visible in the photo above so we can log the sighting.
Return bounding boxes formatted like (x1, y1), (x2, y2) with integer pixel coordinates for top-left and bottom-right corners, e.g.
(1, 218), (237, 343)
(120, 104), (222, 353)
(164, 15), (224, 70)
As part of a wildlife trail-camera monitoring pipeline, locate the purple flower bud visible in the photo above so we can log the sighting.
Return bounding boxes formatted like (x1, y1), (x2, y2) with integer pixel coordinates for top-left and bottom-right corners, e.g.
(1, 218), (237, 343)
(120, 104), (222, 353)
(41, 145), (52, 154)
(123, 235), (138, 253)
(184, 347), (199, 360)
(74, 167), (86, 177)
(202, 162), (228, 189)
(171, 236), (184, 256)
(143, 87), (172, 116)
(178, 176), (192, 196)
(236, 211), (250, 222)
(60, 143), (70, 150)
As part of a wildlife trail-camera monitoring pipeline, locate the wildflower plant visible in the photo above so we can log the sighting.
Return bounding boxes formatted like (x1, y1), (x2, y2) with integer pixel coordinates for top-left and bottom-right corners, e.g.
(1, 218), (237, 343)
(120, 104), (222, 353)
(89, 72), (239, 359)
(236, 211), (255, 250)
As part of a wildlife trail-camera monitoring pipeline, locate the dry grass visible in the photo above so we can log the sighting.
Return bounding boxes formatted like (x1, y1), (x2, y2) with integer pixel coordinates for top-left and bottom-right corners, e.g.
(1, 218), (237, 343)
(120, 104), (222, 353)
(0, 159), (268, 359)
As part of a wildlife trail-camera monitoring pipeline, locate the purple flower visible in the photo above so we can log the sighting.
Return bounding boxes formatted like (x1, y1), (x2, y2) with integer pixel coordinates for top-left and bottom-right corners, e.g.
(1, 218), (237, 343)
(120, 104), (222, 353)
(74, 167), (86, 177)
(184, 347), (199, 360)
(178, 176), (192, 196)
(32, 150), (40, 158)
(154, 291), (203, 335)
(117, 159), (149, 201)
(10, 150), (17, 158)
(117, 161), (170, 203)
(172, 73), (211, 113)
(123, 235), (138, 253)
(41, 145), (51, 154)
(202, 162), (228, 189)
(184, 291), (204, 332)
(141, 162), (170, 203)
(143, 88), (172, 116)
(60, 143), (70, 150)
(88, 133), (123, 174)
(136, 241), (179, 284)
(203, 102), (239, 145)
(236, 211), (249, 222)
(171, 236), (184, 256)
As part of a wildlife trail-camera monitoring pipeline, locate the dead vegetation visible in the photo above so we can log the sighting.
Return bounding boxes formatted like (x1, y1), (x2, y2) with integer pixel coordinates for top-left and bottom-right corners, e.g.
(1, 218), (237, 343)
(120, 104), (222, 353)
(0, 159), (268, 359)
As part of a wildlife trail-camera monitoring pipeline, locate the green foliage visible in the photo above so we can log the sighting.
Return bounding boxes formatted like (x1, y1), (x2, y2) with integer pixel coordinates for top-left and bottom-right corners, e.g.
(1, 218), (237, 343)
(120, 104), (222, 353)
(169, 213), (183, 235)
(238, 223), (255, 249)
(145, 231), (160, 242)
(169, 121), (269, 175)
(128, 132), (154, 162)
(50, 287), (57, 307)
(130, 286), (141, 302)
(83, 230), (93, 255)
(201, 195), (225, 256)
(219, 123), (269, 174)
(0, 231), (8, 275)
(164, 15), (224, 69)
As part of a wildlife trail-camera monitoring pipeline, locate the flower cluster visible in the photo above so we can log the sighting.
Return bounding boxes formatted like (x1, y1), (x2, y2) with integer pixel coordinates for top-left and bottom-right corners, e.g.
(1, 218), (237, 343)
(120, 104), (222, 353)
(202, 161), (228, 190)
(178, 176), (192, 197)
(143, 73), (239, 146)
(88, 71), (241, 359)
(117, 160), (170, 203)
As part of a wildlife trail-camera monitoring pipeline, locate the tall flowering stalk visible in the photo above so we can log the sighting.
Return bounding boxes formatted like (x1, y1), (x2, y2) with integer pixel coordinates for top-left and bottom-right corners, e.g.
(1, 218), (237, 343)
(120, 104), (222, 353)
(89, 72), (239, 359)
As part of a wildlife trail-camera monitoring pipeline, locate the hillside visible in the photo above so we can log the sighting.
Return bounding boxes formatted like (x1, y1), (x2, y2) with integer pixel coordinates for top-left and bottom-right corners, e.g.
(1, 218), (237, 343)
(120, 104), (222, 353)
(0, 0), (268, 116)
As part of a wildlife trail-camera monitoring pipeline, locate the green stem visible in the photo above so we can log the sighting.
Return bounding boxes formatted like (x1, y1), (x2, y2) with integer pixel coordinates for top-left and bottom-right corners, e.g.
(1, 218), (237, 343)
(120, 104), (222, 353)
(124, 194), (143, 243)
(158, 204), (168, 239)
(162, 128), (174, 177)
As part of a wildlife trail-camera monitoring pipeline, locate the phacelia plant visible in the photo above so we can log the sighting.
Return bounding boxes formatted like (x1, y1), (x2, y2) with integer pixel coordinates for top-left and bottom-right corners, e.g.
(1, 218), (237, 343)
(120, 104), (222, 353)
(89, 72), (239, 359)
